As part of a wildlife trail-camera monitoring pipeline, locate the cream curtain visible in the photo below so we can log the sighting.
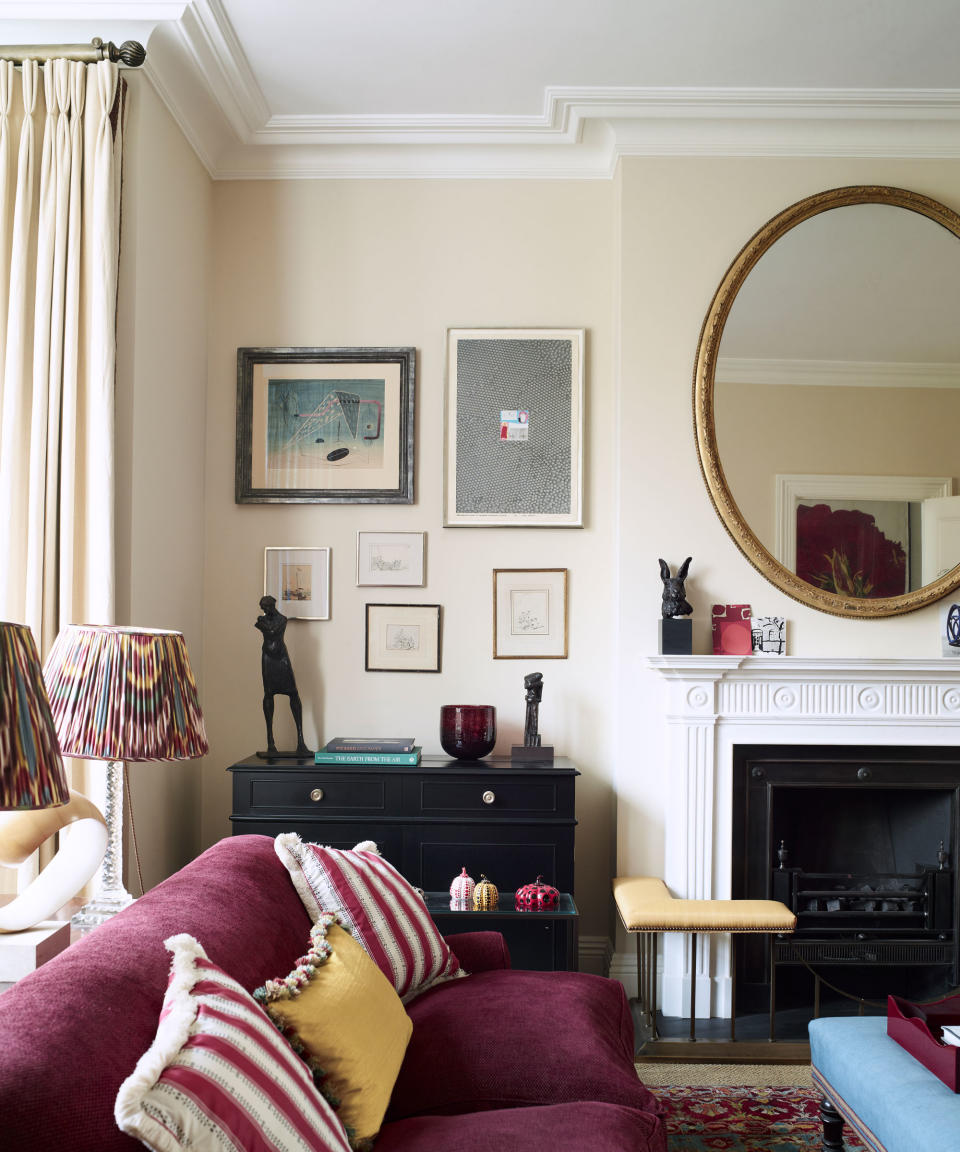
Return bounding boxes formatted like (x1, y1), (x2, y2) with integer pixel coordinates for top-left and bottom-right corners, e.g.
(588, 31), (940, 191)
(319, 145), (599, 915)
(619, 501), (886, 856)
(0, 59), (124, 891)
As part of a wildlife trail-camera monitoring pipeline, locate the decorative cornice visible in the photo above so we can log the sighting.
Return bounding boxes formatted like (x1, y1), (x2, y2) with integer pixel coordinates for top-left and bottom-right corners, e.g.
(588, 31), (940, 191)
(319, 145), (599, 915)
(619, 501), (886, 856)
(17, 3), (960, 177)
(716, 357), (960, 390)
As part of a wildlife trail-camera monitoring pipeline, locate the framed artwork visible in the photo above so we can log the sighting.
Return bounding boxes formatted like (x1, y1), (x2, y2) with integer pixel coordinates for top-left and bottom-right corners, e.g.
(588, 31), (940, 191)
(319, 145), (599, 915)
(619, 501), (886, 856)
(264, 547), (331, 620)
(444, 328), (584, 527)
(236, 346), (416, 504)
(357, 531), (425, 587)
(493, 568), (568, 659)
(775, 474), (951, 599)
(365, 603), (441, 672)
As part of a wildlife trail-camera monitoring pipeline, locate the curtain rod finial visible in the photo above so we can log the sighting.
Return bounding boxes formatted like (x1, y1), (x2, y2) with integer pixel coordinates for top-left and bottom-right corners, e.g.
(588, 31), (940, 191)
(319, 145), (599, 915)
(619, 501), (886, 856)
(106, 40), (147, 68)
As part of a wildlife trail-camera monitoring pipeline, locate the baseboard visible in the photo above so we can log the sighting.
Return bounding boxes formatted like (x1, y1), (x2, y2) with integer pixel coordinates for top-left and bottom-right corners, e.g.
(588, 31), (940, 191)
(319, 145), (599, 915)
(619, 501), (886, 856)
(578, 935), (614, 977)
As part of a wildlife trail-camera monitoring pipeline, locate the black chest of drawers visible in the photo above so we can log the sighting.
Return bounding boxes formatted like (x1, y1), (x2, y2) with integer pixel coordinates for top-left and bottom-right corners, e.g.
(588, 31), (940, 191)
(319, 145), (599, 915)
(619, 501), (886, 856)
(228, 753), (579, 969)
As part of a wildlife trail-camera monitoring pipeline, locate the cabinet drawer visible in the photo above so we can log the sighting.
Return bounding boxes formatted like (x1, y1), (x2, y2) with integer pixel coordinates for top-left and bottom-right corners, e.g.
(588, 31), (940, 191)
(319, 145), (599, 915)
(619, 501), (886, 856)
(231, 819), (402, 868)
(406, 775), (567, 817)
(234, 772), (394, 815)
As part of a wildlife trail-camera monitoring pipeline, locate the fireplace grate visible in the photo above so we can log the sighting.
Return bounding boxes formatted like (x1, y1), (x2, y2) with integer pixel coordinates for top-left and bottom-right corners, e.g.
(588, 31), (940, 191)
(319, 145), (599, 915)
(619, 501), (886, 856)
(775, 938), (954, 966)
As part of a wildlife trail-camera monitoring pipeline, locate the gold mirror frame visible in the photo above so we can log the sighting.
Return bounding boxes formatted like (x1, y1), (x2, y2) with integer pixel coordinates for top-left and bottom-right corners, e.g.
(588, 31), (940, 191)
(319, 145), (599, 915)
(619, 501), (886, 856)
(694, 184), (960, 618)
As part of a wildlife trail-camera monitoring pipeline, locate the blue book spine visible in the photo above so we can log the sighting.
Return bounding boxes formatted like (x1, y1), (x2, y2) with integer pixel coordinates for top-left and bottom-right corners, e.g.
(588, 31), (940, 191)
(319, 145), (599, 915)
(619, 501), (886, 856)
(314, 748), (421, 766)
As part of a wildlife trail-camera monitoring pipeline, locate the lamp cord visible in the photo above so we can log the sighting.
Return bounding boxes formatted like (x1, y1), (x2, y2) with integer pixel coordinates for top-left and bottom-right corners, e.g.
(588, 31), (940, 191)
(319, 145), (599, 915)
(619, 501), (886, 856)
(123, 762), (145, 896)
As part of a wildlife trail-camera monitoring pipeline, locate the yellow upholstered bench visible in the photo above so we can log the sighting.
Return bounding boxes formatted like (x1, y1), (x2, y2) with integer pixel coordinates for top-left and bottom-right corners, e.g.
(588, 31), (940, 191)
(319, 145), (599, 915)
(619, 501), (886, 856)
(613, 877), (797, 1042)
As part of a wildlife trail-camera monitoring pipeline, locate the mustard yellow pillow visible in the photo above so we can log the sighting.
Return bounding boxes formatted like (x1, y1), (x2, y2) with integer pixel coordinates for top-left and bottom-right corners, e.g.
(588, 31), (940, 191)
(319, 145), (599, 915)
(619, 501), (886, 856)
(255, 914), (412, 1150)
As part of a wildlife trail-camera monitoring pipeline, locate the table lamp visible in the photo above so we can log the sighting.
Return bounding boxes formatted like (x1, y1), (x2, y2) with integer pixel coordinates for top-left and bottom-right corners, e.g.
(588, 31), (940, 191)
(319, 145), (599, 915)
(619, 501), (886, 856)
(43, 625), (208, 930)
(0, 623), (108, 972)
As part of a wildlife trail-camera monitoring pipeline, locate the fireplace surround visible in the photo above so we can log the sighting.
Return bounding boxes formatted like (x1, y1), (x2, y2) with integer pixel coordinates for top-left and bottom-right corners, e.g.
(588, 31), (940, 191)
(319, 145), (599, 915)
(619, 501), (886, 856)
(646, 656), (960, 1018)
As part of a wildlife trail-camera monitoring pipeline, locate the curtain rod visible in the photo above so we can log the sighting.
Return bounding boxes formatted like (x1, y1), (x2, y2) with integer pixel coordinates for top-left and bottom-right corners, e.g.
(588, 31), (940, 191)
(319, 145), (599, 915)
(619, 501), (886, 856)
(0, 39), (146, 67)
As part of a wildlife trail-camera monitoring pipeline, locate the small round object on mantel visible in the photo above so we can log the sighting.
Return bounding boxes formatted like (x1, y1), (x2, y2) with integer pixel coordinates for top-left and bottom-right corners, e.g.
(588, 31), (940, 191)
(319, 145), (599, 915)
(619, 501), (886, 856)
(472, 874), (499, 910)
(449, 866), (475, 904)
(515, 875), (560, 911)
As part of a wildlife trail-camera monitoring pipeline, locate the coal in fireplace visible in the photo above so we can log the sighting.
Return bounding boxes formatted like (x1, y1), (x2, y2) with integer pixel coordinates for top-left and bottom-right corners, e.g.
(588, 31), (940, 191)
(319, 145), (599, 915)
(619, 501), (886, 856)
(733, 745), (959, 1014)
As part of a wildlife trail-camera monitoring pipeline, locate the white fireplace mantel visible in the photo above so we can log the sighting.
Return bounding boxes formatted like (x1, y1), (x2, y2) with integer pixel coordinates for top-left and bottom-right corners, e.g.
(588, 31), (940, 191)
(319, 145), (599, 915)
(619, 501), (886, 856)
(646, 655), (960, 1017)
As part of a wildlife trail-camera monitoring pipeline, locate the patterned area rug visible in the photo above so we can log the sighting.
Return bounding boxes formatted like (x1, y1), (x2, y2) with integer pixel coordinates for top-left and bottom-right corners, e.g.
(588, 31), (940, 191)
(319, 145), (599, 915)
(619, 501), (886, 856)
(651, 1084), (867, 1151)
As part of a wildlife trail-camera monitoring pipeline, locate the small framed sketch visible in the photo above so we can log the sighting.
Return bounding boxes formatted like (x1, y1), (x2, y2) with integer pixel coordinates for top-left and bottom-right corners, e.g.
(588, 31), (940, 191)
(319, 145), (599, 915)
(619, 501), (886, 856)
(357, 531), (425, 587)
(264, 547), (331, 620)
(493, 568), (568, 659)
(365, 603), (441, 672)
(444, 328), (584, 527)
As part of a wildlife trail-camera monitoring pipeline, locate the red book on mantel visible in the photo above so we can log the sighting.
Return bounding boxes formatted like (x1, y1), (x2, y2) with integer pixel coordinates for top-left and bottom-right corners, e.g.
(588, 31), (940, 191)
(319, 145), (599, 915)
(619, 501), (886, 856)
(324, 737), (416, 753)
(888, 993), (960, 1091)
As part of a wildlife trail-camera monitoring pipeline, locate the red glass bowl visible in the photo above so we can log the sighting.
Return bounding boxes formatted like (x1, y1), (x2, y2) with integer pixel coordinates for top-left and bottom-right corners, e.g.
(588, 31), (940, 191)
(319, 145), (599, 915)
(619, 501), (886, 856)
(440, 704), (496, 760)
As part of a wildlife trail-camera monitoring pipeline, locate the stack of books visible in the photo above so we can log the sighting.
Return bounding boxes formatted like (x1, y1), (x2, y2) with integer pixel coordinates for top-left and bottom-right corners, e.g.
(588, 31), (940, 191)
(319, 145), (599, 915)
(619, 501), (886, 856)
(315, 738), (421, 765)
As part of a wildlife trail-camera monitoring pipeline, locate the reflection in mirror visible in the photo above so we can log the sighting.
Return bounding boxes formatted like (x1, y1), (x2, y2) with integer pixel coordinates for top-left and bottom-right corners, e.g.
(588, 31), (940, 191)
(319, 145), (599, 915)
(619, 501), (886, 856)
(695, 187), (960, 617)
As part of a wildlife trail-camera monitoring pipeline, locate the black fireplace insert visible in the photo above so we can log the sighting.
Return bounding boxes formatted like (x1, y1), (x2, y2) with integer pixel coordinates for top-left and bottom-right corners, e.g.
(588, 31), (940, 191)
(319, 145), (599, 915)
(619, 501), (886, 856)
(732, 744), (960, 1013)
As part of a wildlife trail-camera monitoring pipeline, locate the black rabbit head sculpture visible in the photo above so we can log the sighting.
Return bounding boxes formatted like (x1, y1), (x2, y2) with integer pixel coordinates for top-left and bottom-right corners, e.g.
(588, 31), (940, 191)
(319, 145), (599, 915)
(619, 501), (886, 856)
(659, 557), (693, 619)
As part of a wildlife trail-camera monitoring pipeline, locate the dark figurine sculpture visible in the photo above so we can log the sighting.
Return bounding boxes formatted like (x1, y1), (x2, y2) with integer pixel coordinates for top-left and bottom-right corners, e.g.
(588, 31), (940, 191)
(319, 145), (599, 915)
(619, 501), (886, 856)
(523, 671), (544, 747)
(659, 557), (693, 619)
(255, 595), (311, 758)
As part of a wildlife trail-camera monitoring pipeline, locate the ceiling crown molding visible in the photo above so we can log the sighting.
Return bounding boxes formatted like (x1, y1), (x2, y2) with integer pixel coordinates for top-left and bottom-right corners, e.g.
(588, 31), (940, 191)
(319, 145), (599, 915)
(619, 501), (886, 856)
(716, 357), (960, 390)
(30, 1), (960, 178)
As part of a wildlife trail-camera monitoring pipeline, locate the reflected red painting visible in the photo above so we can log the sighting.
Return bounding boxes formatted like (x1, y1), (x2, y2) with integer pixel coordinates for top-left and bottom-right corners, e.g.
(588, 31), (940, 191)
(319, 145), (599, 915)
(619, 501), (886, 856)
(796, 503), (907, 598)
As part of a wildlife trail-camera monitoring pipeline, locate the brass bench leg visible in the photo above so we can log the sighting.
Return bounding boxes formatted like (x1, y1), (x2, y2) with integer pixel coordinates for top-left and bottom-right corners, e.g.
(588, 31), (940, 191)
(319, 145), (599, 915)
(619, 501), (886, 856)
(769, 934), (777, 1042)
(689, 932), (697, 1042)
(650, 932), (659, 1040)
(730, 934), (737, 1042)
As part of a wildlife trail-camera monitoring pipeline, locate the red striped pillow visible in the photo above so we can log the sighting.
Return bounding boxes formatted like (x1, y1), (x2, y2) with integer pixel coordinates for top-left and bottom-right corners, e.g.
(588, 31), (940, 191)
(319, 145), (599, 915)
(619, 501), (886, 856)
(275, 834), (466, 1003)
(114, 934), (352, 1152)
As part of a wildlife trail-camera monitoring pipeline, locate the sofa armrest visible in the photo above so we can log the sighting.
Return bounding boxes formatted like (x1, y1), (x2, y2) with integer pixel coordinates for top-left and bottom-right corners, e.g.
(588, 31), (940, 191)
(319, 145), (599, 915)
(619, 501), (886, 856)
(443, 931), (511, 972)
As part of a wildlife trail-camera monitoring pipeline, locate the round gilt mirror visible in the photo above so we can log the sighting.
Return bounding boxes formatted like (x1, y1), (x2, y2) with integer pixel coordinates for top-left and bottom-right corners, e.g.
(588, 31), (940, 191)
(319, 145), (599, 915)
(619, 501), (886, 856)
(694, 185), (960, 617)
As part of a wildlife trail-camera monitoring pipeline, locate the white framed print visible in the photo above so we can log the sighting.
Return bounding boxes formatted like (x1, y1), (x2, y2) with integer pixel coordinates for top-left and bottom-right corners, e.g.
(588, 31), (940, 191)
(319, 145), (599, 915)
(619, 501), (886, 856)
(365, 603), (441, 672)
(444, 328), (584, 527)
(264, 547), (331, 620)
(493, 568), (568, 659)
(357, 531), (425, 587)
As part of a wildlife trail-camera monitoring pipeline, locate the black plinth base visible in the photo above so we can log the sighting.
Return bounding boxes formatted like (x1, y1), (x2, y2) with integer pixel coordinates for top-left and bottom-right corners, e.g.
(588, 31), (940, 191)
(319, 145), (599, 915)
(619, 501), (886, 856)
(257, 750), (313, 762)
(659, 617), (692, 655)
(511, 745), (555, 762)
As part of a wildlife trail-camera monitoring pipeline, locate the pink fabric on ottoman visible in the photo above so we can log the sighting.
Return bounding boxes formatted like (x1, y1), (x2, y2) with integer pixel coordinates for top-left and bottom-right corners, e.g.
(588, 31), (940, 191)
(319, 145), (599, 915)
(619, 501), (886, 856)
(376, 1101), (666, 1152)
(387, 968), (662, 1120)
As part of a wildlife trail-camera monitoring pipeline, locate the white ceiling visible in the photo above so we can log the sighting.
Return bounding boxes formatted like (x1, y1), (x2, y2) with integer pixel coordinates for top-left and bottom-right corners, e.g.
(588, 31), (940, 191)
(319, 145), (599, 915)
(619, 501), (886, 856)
(4, 0), (960, 177)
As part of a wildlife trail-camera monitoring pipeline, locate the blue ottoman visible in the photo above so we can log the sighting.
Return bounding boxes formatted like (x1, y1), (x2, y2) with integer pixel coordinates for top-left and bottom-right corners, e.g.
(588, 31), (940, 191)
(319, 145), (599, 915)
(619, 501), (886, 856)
(809, 1016), (960, 1151)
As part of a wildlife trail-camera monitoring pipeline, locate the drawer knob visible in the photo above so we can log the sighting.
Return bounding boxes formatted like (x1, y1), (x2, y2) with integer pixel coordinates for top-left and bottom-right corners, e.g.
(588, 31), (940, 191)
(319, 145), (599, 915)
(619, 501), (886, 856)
(482, 790), (496, 805)
(310, 788), (324, 802)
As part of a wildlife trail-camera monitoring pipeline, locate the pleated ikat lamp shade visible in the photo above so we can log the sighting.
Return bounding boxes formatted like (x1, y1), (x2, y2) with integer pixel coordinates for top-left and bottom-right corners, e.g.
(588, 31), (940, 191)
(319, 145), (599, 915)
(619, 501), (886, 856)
(0, 623), (69, 811)
(43, 625), (208, 928)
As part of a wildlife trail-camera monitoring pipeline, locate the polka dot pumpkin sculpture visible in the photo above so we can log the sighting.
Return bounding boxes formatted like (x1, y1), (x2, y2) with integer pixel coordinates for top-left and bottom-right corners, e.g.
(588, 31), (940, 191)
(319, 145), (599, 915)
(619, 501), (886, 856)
(515, 875), (560, 911)
(472, 874), (499, 911)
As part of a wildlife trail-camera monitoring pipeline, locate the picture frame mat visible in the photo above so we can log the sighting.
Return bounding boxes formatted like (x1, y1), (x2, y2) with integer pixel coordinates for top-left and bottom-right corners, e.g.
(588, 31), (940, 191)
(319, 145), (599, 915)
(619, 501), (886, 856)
(357, 531), (425, 586)
(444, 327), (584, 527)
(250, 360), (402, 491)
(493, 568), (567, 659)
(264, 547), (331, 620)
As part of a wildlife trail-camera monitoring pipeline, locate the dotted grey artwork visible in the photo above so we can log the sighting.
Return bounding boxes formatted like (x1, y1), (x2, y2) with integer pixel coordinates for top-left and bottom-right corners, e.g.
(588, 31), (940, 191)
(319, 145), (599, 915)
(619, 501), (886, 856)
(455, 338), (572, 516)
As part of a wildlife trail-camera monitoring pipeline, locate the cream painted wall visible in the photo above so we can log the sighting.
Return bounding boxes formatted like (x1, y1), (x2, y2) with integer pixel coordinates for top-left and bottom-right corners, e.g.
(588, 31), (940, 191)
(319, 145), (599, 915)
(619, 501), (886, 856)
(615, 158), (960, 959)
(201, 180), (617, 939)
(115, 74), (212, 891)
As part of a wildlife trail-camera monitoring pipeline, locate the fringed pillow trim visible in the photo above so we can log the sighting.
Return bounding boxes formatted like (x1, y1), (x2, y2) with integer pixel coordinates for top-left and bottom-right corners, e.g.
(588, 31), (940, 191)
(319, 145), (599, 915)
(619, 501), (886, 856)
(254, 913), (364, 1148)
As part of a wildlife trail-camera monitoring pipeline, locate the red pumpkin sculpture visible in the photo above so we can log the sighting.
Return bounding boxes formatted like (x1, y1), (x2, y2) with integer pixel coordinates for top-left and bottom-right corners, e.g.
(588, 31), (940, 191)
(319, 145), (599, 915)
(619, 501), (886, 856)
(515, 875), (560, 911)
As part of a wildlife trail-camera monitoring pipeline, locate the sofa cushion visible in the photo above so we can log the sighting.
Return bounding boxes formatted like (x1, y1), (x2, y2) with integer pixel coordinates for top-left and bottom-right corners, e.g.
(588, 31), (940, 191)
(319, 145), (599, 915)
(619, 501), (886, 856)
(387, 969), (663, 1120)
(254, 914), (412, 1149)
(0, 835), (315, 1152)
(275, 833), (465, 1003)
(115, 933), (352, 1152)
(376, 1101), (666, 1152)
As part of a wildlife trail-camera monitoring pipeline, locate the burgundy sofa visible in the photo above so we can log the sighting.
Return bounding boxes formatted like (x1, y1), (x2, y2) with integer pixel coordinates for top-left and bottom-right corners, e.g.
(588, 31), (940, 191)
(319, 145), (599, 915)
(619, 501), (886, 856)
(0, 835), (665, 1152)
